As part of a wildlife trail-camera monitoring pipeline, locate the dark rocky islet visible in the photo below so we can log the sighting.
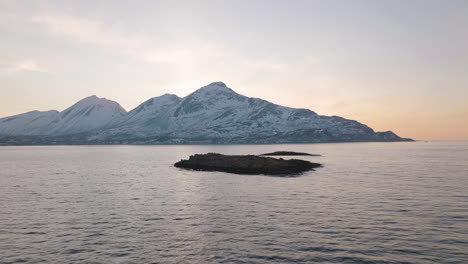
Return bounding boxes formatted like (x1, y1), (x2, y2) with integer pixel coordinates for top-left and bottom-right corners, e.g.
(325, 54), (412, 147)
(174, 153), (321, 175)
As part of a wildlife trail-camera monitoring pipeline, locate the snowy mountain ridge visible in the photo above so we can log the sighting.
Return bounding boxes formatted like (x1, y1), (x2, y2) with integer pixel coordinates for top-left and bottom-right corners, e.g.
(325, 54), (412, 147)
(0, 95), (126, 136)
(0, 82), (413, 145)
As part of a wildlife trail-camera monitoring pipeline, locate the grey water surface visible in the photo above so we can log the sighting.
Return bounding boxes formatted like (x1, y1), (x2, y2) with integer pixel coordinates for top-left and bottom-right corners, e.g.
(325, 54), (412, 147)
(0, 141), (467, 264)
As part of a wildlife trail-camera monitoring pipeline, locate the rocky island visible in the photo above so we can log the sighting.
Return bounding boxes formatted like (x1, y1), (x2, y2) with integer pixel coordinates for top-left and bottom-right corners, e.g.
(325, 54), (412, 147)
(174, 153), (321, 175)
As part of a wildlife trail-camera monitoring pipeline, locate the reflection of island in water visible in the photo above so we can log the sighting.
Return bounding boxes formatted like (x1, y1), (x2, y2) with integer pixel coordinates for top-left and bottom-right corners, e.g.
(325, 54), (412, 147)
(174, 153), (322, 176)
(260, 151), (321, 156)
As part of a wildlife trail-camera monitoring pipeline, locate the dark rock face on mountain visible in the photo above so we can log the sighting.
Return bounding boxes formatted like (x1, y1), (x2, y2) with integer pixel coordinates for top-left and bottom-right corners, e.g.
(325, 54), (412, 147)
(0, 82), (414, 145)
(174, 153), (321, 175)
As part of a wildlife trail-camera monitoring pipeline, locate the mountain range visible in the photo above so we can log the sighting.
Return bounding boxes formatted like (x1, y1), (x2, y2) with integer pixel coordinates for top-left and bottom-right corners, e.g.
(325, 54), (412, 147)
(0, 82), (413, 145)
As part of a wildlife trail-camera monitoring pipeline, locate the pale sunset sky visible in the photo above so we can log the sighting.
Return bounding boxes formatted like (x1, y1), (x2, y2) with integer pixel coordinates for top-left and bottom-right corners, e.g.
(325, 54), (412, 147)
(0, 0), (467, 140)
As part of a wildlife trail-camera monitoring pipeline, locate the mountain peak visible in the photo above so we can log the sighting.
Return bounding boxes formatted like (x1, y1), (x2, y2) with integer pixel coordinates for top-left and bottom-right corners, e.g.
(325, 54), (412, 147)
(208, 81), (227, 87)
(76, 95), (104, 105)
(159, 93), (180, 99)
(198, 81), (230, 91)
(73, 95), (125, 111)
(138, 93), (181, 108)
(83, 94), (99, 100)
(190, 82), (239, 97)
(61, 95), (126, 119)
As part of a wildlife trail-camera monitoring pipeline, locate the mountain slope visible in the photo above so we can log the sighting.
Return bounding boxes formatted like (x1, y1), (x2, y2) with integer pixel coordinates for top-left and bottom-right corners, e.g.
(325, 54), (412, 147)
(107, 94), (181, 137)
(0, 110), (60, 136)
(52, 95), (126, 135)
(0, 95), (126, 136)
(90, 82), (412, 144)
(0, 82), (413, 145)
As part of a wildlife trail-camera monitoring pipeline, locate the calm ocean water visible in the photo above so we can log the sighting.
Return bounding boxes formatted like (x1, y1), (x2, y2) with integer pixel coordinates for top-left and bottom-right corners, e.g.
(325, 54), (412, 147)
(0, 141), (467, 264)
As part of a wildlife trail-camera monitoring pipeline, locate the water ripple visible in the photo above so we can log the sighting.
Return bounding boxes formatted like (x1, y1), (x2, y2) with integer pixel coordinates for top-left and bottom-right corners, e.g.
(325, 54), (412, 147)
(0, 142), (467, 263)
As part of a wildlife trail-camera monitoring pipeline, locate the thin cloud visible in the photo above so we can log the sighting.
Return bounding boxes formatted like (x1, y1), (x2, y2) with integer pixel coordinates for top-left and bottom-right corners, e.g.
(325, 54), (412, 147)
(32, 13), (140, 48)
(32, 12), (171, 64)
(30, 12), (292, 76)
(15, 61), (48, 72)
(0, 60), (49, 74)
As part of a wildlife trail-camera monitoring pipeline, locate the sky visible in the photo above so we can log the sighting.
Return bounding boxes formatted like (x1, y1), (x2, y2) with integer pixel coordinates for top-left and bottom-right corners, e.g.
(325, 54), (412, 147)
(0, 0), (467, 140)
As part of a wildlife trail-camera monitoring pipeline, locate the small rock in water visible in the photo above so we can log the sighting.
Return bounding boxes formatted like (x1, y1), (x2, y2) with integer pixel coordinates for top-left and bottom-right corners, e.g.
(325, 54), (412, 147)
(174, 153), (321, 176)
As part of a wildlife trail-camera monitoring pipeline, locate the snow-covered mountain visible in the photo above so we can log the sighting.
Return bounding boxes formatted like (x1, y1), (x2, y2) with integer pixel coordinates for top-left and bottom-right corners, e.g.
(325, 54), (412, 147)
(0, 110), (60, 136)
(0, 82), (413, 145)
(107, 94), (182, 137)
(0, 95), (126, 136)
(52, 95), (126, 134)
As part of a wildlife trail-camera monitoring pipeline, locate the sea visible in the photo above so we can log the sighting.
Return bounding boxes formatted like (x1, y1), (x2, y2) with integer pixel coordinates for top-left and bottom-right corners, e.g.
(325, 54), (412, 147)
(0, 141), (467, 264)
